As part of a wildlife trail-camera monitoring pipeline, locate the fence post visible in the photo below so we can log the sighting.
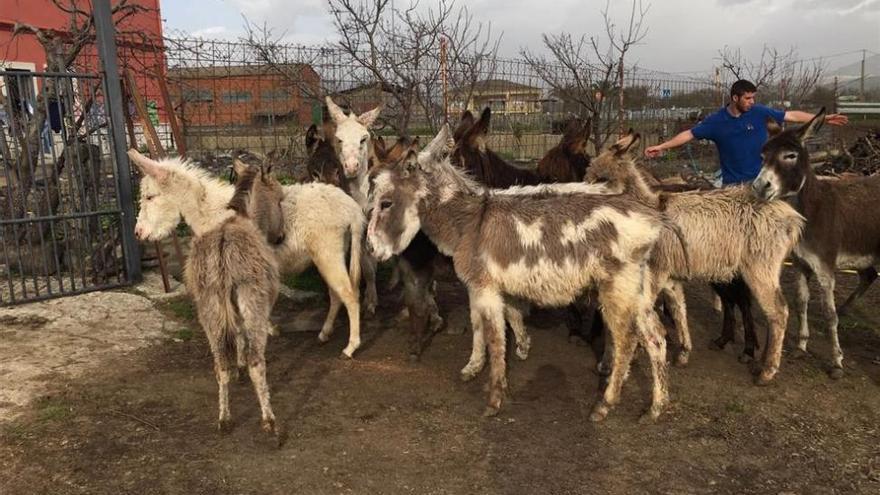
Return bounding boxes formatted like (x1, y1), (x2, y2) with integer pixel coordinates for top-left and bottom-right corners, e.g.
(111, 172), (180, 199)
(93, 0), (142, 283)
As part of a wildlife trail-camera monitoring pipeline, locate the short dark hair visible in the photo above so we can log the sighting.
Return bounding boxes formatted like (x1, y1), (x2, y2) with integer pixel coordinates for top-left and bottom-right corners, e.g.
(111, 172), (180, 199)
(730, 79), (757, 98)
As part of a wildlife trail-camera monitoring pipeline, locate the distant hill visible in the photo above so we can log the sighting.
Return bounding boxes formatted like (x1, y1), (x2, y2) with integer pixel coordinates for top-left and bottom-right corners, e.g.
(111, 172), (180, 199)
(823, 53), (880, 92)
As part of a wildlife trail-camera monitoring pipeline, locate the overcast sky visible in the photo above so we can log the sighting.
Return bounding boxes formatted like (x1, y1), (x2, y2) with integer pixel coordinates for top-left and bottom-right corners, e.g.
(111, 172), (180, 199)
(161, 0), (880, 74)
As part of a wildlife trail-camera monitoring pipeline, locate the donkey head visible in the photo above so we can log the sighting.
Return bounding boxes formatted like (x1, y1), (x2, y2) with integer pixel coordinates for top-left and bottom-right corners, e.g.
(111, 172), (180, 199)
(451, 107), (492, 178)
(584, 130), (641, 190)
(305, 123), (343, 186)
(367, 125), (452, 261)
(561, 117), (592, 157)
(130, 149), (187, 242)
(752, 108), (825, 201)
(325, 96), (381, 179)
(233, 160), (287, 245)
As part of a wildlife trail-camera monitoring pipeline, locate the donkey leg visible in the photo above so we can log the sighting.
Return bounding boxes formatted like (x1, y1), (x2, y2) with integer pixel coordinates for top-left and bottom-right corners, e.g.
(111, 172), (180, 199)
(737, 280), (758, 364)
(318, 288), (342, 344)
(710, 282), (736, 350)
(400, 258), (431, 360)
(793, 265), (812, 357)
(635, 304), (670, 421)
(461, 303), (487, 382)
(196, 306), (234, 432)
(473, 291), (508, 416)
(815, 267), (844, 378)
(361, 253), (379, 317)
(313, 251), (362, 359)
(837, 266), (877, 316)
(590, 288), (639, 422)
(743, 270), (789, 385)
(662, 282), (690, 367)
(504, 301), (531, 361)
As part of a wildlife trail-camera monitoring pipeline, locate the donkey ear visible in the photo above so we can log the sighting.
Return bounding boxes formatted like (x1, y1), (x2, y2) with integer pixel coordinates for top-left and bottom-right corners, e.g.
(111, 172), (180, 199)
(475, 107), (491, 135)
(127, 149), (168, 182)
(419, 124), (453, 167)
(325, 96), (347, 123)
(401, 149), (419, 176)
(612, 131), (641, 156)
(797, 107), (826, 142)
(306, 124), (320, 151)
(459, 110), (475, 128)
(766, 118), (783, 138)
(357, 105), (382, 128)
(232, 159), (249, 178)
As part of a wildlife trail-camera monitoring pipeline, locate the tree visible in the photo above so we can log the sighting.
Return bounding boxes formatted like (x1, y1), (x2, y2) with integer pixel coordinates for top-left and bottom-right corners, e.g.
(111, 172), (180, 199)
(521, 0), (650, 150)
(2, 0), (155, 276)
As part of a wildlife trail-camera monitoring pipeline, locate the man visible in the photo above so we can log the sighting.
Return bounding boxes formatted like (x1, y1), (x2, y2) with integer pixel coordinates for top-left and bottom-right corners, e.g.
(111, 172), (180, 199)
(644, 79), (848, 185)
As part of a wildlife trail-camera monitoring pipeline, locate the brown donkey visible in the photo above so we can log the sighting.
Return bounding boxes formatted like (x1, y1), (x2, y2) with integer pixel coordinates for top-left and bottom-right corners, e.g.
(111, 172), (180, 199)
(368, 125), (675, 422)
(536, 117), (592, 182)
(753, 108), (880, 378)
(187, 161), (281, 440)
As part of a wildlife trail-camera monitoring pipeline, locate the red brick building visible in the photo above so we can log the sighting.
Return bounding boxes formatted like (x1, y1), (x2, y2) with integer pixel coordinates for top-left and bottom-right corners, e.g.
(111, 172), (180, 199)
(0, 0), (166, 116)
(167, 64), (320, 127)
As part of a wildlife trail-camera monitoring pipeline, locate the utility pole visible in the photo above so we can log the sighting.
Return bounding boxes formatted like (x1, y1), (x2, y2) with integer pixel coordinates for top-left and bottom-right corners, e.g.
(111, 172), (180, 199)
(860, 49), (866, 101)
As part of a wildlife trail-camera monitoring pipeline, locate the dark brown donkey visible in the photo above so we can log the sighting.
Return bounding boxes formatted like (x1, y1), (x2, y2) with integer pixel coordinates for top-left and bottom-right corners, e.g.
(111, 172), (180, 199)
(752, 108), (880, 378)
(536, 118), (592, 182)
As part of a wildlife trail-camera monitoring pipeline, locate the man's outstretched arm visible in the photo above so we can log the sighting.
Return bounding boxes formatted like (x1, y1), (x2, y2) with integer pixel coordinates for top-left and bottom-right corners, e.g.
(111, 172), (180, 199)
(645, 130), (695, 158)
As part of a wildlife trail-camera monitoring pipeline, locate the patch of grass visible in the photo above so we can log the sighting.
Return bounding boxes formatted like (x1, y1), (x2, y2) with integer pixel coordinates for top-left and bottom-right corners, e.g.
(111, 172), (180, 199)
(173, 327), (195, 342)
(4, 423), (28, 441)
(158, 296), (196, 323)
(275, 174), (298, 185)
(283, 266), (326, 292)
(724, 399), (746, 414)
(35, 397), (72, 423)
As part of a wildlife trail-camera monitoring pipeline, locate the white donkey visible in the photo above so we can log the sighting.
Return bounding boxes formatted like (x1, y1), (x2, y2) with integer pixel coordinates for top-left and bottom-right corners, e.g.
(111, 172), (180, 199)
(130, 150), (367, 358)
(325, 96), (381, 315)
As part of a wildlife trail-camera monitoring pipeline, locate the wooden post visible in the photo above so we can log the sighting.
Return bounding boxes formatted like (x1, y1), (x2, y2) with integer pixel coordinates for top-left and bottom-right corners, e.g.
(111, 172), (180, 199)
(154, 65), (187, 155)
(124, 68), (162, 157)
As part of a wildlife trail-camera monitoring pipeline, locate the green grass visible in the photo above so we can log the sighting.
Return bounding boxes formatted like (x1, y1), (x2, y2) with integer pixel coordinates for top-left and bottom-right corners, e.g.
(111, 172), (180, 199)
(283, 266), (326, 292)
(35, 397), (72, 423)
(172, 327), (195, 342)
(724, 399), (746, 414)
(275, 174), (298, 185)
(159, 296), (196, 322)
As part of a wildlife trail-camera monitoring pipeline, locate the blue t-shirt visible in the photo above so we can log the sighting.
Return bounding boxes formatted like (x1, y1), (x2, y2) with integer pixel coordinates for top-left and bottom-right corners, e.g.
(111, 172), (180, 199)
(691, 105), (785, 185)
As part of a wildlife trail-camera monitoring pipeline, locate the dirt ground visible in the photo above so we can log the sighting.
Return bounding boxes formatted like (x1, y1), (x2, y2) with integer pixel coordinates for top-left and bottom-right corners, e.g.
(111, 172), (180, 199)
(1, 266), (880, 495)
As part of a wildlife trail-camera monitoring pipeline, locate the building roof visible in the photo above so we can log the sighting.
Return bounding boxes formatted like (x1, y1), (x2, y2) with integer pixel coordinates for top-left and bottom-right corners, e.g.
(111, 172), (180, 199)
(167, 63), (314, 79)
(452, 79), (542, 94)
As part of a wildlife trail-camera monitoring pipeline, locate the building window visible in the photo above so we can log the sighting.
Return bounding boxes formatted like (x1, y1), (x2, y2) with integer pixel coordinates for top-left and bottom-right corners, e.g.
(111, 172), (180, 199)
(261, 89), (290, 101)
(221, 91), (252, 103)
(183, 89), (213, 102)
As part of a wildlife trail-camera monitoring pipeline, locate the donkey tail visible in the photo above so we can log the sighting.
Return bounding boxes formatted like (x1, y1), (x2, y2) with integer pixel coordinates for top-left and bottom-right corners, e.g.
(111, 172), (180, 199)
(661, 214), (691, 278)
(348, 213), (364, 298)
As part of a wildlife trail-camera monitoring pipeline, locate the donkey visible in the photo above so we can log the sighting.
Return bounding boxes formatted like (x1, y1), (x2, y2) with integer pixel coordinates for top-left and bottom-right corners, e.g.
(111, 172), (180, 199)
(324, 96), (382, 315)
(129, 150), (366, 359)
(368, 125), (675, 421)
(536, 118), (592, 183)
(752, 108), (880, 378)
(306, 122), (342, 186)
(136, 154), (282, 438)
(586, 133), (804, 382)
(451, 108), (542, 188)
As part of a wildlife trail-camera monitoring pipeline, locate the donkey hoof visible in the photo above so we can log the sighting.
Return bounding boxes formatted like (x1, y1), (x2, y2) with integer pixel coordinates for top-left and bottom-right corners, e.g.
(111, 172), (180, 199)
(218, 418), (233, 434)
(709, 338), (727, 351)
(339, 350), (355, 360)
(317, 333), (331, 344)
(482, 404), (501, 417)
(429, 316), (445, 334)
(674, 351), (690, 367)
(596, 361), (612, 377)
(790, 348), (809, 360)
(829, 367), (845, 380)
(589, 402), (610, 422)
(737, 352), (755, 364)
(753, 369), (776, 386)
(460, 369), (478, 382)
(639, 406), (664, 423)
(515, 344), (530, 361)
(268, 324), (280, 337)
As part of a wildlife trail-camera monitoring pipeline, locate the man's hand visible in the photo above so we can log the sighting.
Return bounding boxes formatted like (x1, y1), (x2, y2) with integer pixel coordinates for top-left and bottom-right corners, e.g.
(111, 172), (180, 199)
(824, 113), (848, 126)
(644, 145), (664, 158)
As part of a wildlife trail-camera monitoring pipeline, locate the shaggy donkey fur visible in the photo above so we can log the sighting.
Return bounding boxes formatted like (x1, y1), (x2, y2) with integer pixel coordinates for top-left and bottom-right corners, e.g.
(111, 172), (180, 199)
(586, 133), (804, 383)
(368, 125), (675, 421)
(325, 96), (382, 315)
(536, 118), (592, 183)
(172, 159), (280, 438)
(130, 150), (366, 358)
(753, 109), (880, 378)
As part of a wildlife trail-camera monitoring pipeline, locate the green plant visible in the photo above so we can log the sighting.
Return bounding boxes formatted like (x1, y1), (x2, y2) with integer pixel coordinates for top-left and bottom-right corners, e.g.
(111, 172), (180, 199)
(283, 266), (326, 292)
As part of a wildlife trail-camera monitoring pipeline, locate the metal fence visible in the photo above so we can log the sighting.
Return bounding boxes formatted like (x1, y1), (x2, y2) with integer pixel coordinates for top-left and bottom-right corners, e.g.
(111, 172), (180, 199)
(91, 36), (729, 178)
(0, 1), (139, 306)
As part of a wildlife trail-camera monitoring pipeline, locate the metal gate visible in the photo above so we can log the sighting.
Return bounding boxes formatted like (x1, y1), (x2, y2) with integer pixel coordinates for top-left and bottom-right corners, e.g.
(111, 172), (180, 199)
(0, 1), (140, 306)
